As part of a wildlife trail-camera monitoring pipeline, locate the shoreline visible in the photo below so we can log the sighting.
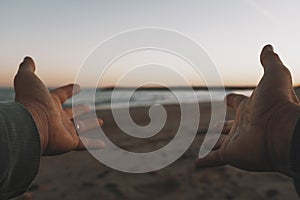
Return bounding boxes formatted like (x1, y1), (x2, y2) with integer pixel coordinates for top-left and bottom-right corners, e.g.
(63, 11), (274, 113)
(19, 101), (298, 200)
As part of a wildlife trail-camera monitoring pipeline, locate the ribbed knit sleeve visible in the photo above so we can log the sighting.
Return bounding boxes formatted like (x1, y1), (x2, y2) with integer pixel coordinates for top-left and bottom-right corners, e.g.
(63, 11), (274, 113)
(0, 102), (41, 199)
(290, 118), (300, 196)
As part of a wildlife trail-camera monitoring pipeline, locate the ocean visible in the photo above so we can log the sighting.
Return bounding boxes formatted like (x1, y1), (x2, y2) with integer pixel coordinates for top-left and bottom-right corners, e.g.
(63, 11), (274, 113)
(0, 88), (252, 109)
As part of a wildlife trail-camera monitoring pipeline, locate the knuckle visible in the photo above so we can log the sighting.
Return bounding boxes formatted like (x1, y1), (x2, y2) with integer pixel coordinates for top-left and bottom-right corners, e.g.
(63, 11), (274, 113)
(73, 136), (80, 148)
(51, 92), (61, 103)
(281, 66), (292, 77)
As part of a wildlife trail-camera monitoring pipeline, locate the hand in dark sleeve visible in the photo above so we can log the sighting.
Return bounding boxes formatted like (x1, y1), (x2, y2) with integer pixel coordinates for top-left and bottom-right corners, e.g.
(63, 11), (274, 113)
(14, 57), (104, 155)
(0, 57), (104, 199)
(196, 45), (300, 194)
(0, 102), (41, 199)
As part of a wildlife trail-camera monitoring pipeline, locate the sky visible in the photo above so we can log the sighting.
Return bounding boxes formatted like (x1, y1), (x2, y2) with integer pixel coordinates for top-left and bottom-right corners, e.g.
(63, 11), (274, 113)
(0, 0), (300, 87)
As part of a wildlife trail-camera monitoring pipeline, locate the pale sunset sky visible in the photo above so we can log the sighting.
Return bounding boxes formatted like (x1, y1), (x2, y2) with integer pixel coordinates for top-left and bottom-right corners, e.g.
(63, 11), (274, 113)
(0, 0), (299, 87)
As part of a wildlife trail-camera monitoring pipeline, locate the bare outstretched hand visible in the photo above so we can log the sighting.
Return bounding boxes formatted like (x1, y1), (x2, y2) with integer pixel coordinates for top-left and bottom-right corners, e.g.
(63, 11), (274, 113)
(196, 45), (300, 176)
(14, 57), (104, 156)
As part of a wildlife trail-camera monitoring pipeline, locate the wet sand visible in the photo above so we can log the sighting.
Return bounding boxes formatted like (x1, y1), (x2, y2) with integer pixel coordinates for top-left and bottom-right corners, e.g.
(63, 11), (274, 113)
(18, 102), (298, 200)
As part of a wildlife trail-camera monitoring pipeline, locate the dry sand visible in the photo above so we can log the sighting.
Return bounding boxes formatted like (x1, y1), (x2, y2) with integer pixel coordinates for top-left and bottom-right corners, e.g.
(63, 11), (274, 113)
(17, 102), (299, 200)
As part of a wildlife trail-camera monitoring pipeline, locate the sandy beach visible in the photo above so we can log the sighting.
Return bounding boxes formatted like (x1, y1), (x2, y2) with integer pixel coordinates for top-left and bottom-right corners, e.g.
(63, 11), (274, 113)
(17, 101), (299, 200)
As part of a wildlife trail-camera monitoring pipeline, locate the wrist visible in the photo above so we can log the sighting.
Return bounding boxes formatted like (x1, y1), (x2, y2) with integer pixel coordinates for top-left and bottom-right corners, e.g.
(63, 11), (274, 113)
(17, 101), (49, 154)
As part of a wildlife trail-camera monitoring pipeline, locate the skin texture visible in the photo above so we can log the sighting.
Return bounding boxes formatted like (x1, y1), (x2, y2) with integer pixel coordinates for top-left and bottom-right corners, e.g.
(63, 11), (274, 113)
(14, 57), (105, 156)
(196, 45), (300, 176)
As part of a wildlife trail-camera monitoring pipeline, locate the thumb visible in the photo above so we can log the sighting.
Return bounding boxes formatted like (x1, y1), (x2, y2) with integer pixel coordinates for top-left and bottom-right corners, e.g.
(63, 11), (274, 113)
(260, 45), (292, 84)
(260, 45), (294, 98)
(14, 57), (49, 102)
(18, 57), (36, 73)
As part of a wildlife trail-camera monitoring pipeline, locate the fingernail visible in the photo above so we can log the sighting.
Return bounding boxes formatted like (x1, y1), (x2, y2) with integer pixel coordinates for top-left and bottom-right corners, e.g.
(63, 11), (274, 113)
(23, 56), (33, 63)
(19, 57), (35, 72)
(99, 141), (105, 148)
(265, 44), (274, 52)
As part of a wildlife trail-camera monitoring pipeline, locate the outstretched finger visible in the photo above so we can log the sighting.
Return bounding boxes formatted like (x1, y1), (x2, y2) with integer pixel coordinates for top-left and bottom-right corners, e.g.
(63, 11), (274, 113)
(64, 105), (91, 119)
(203, 135), (226, 151)
(213, 120), (234, 134)
(196, 150), (226, 169)
(75, 118), (104, 133)
(225, 93), (248, 110)
(75, 137), (105, 150)
(51, 84), (81, 104)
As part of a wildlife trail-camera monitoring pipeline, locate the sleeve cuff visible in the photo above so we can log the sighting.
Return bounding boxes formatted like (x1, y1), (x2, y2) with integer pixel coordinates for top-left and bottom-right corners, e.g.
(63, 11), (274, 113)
(290, 117), (300, 173)
(290, 117), (300, 196)
(0, 101), (41, 199)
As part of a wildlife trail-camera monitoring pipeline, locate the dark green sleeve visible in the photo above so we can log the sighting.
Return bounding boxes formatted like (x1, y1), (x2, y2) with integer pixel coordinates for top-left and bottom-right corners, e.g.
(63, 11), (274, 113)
(0, 102), (41, 199)
(290, 118), (300, 196)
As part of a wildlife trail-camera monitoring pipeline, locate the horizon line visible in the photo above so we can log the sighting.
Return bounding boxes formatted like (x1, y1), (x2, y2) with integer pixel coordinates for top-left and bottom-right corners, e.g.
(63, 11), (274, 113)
(1, 85), (300, 90)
